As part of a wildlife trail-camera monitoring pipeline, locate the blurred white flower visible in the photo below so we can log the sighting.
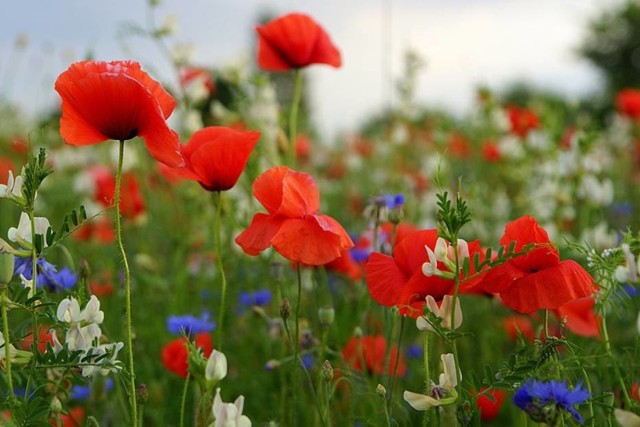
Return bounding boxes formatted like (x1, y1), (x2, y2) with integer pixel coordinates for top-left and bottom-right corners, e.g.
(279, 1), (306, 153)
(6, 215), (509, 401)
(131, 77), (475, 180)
(212, 388), (251, 427)
(615, 408), (640, 427)
(8, 212), (50, 249)
(0, 331), (17, 361)
(206, 349), (228, 383)
(614, 244), (639, 284)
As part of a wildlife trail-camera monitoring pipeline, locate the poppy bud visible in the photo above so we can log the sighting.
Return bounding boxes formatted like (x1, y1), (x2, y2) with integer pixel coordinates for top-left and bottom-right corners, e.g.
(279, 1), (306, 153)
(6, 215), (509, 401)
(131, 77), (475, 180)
(50, 396), (63, 414)
(280, 298), (291, 320)
(321, 360), (333, 382)
(318, 306), (335, 327)
(0, 252), (14, 286)
(136, 384), (149, 405)
(376, 384), (387, 398)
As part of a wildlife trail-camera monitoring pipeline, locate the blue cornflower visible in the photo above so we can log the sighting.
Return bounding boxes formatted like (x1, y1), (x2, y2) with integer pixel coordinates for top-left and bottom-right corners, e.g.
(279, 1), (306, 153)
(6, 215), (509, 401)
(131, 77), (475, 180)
(167, 312), (216, 335)
(514, 380), (590, 424)
(350, 247), (371, 263)
(13, 256), (77, 291)
(239, 289), (272, 307)
(383, 193), (405, 209)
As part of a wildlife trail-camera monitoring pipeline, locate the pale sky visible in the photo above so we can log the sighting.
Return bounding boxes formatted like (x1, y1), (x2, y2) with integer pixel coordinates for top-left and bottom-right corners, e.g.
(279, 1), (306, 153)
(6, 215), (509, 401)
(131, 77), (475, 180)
(0, 0), (623, 140)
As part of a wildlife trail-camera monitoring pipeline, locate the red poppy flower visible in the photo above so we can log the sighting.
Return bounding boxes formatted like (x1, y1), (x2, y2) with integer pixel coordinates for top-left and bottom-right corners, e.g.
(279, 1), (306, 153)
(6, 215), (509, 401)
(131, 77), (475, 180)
(19, 325), (54, 353)
(507, 105), (539, 138)
(474, 388), (506, 421)
(256, 13), (341, 71)
(173, 127), (260, 192)
(235, 166), (353, 265)
(295, 135), (312, 162)
(342, 335), (406, 377)
(477, 216), (596, 313)
(161, 333), (213, 378)
(365, 229), (484, 317)
(616, 88), (640, 121)
(90, 166), (145, 219)
(55, 60), (183, 167)
(554, 296), (600, 339)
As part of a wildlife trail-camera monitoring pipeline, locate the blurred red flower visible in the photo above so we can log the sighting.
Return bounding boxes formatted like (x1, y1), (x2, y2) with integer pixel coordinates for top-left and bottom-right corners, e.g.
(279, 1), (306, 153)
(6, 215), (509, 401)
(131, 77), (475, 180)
(481, 140), (501, 162)
(55, 60), (183, 167)
(503, 315), (536, 342)
(474, 388), (506, 421)
(365, 229), (484, 317)
(161, 333), (213, 378)
(74, 217), (116, 244)
(325, 249), (362, 281)
(554, 296), (600, 339)
(52, 407), (85, 427)
(476, 216), (596, 313)
(447, 133), (471, 158)
(295, 135), (312, 162)
(616, 88), (640, 121)
(91, 166), (145, 219)
(235, 166), (353, 265)
(179, 66), (215, 94)
(256, 13), (341, 71)
(342, 335), (406, 377)
(19, 325), (53, 353)
(173, 127), (260, 192)
(507, 105), (539, 138)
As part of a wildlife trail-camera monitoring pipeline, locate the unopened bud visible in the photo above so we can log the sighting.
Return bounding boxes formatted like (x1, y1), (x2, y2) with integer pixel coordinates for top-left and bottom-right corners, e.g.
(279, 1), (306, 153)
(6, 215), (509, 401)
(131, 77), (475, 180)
(280, 298), (291, 320)
(265, 359), (281, 370)
(270, 261), (283, 280)
(136, 384), (149, 405)
(0, 252), (14, 286)
(353, 326), (363, 338)
(321, 360), (333, 382)
(376, 384), (387, 398)
(318, 306), (335, 327)
(79, 259), (91, 282)
(50, 396), (63, 414)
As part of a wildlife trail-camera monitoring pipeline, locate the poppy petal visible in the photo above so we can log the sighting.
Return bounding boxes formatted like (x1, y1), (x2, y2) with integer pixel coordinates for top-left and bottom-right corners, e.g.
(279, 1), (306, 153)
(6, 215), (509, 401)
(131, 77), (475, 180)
(277, 169), (320, 217)
(500, 215), (559, 271)
(398, 271), (454, 317)
(476, 261), (527, 294)
(186, 128), (260, 191)
(252, 166), (289, 214)
(235, 213), (283, 256)
(270, 217), (343, 265)
(311, 214), (353, 248)
(392, 230), (439, 275)
(555, 297), (600, 339)
(364, 252), (406, 307)
(501, 260), (596, 313)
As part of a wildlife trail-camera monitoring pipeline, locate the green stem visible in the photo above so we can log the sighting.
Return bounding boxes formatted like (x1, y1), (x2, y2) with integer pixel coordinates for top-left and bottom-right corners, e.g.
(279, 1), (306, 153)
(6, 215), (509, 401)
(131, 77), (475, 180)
(601, 314), (632, 408)
(179, 374), (190, 427)
(544, 309), (550, 338)
(293, 263), (303, 423)
(449, 241), (461, 385)
(213, 191), (228, 351)
(114, 140), (138, 427)
(2, 287), (14, 403)
(387, 316), (405, 418)
(288, 69), (303, 168)
(422, 332), (431, 427)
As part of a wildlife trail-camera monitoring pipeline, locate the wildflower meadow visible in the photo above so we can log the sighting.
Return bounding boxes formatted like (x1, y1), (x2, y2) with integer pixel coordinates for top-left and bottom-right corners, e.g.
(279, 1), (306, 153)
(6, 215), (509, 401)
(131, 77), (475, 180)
(3, 2), (640, 426)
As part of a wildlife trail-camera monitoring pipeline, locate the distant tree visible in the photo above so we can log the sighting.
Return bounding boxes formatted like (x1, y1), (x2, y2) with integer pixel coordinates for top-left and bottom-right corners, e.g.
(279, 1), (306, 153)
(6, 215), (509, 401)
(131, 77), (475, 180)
(579, 0), (640, 93)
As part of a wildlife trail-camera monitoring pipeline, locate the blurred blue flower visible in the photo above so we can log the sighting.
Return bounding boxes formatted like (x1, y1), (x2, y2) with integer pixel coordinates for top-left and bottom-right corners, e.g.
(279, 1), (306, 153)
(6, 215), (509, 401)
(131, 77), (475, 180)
(167, 312), (216, 335)
(302, 353), (315, 370)
(350, 247), (371, 263)
(405, 344), (423, 359)
(13, 256), (77, 291)
(514, 380), (590, 424)
(239, 289), (272, 307)
(383, 193), (405, 209)
(71, 378), (114, 401)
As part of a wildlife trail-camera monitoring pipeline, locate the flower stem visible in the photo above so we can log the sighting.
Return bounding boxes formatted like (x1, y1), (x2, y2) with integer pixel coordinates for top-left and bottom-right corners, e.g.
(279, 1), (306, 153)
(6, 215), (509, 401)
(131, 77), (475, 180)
(114, 140), (138, 427)
(179, 374), (190, 427)
(293, 263), (303, 422)
(422, 332), (431, 427)
(600, 314), (632, 408)
(288, 69), (303, 168)
(1, 287), (14, 403)
(387, 316), (405, 418)
(213, 191), (228, 351)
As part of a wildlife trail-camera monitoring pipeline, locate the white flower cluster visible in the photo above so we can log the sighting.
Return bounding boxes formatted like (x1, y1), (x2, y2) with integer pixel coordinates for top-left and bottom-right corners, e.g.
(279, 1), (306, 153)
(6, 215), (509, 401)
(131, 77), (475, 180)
(204, 349), (252, 427)
(52, 295), (124, 377)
